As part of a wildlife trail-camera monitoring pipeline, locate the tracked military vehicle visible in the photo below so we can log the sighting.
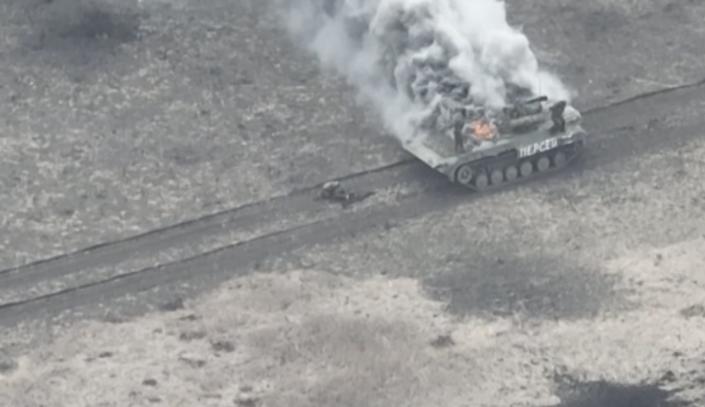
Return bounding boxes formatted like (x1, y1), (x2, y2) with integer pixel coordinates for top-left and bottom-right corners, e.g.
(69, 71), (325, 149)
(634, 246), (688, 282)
(402, 96), (587, 191)
(310, 0), (587, 190)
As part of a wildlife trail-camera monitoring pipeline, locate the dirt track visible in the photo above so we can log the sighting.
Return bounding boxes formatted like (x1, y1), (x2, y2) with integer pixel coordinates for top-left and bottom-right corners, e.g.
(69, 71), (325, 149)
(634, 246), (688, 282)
(2, 0), (705, 271)
(1, 79), (705, 323)
(2, 0), (705, 406)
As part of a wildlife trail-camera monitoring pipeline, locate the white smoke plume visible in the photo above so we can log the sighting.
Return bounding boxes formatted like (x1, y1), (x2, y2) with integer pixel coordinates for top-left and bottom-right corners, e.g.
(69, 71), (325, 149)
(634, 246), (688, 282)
(278, 0), (573, 144)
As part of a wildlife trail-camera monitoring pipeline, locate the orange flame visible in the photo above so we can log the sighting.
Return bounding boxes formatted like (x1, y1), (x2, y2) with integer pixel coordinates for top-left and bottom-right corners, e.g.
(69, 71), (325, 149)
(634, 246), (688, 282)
(469, 119), (497, 141)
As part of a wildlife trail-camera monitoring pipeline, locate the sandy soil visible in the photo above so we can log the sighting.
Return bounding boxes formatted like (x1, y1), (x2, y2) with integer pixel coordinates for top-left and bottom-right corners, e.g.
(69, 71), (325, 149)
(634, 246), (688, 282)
(1, 236), (704, 407)
(2, 0), (705, 406)
(2, 0), (705, 270)
(3, 124), (705, 405)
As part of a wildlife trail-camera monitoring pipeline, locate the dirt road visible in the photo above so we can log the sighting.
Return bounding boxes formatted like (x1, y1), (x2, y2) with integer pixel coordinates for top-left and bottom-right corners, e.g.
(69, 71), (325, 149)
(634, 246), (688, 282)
(2, 0), (705, 406)
(1, 78), (704, 324)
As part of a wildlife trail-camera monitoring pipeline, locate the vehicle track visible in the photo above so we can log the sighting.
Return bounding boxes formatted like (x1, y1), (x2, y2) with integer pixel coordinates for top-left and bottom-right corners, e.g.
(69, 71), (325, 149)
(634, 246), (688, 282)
(0, 159), (432, 305)
(1, 79), (704, 325)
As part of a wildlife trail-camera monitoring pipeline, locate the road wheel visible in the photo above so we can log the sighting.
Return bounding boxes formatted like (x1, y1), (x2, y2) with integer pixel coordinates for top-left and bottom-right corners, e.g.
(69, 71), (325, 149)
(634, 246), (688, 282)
(456, 165), (474, 185)
(474, 172), (489, 190)
(519, 161), (533, 177)
(490, 168), (504, 185)
(553, 151), (567, 167)
(537, 155), (551, 172)
(505, 165), (519, 182)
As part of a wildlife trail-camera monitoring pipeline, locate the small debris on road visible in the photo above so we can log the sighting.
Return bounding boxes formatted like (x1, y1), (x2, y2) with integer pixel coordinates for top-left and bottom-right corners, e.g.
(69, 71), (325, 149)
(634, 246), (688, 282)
(317, 181), (374, 208)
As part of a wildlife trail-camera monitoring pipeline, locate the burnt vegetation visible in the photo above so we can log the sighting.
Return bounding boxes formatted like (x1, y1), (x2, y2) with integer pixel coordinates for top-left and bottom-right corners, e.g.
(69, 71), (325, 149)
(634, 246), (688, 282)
(17, 0), (142, 68)
(423, 254), (623, 320)
(554, 375), (691, 407)
(50, 6), (139, 43)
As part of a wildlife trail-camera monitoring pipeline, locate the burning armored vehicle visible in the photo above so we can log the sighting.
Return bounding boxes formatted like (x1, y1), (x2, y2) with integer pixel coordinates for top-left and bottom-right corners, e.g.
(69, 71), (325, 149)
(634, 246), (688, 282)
(307, 0), (588, 191)
(403, 94), (587, 191)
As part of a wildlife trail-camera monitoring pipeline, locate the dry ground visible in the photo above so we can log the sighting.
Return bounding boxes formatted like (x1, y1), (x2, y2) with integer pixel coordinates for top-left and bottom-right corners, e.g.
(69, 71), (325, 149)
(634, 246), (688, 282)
(1, 238), (705, 406)
(2, 0), (705, 406)
(0, 0), (399, 269)
(508, 0), (705, 109)
(2, 93), (705, 405)
(2, 0), (705, 269)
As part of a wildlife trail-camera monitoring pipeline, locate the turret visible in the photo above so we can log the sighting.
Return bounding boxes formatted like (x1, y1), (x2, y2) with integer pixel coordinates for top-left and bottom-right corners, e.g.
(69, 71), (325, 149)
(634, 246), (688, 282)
(505, 96), (548, 119)
(508, 112), (549, 132)
(502, 96), (570, 134)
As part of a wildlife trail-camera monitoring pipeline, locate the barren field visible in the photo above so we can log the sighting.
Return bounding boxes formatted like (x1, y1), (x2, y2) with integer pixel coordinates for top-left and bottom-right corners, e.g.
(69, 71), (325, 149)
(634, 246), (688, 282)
(2, 0), (705, 406)
(0, 0), (400, 269)
(2, 0), (705, 270)
(2, 238), (705, 406)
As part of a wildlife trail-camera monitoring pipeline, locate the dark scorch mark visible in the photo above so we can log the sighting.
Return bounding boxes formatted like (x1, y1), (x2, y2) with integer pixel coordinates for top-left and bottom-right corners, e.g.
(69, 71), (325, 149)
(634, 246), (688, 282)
(554, 375), (690, 407)
(423, 254), (624, 320)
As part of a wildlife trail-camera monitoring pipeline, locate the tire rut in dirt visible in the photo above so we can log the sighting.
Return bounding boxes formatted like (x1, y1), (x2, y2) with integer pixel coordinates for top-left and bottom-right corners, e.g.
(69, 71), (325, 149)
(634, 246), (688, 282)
(0, 160), (429, 306)
(0, 181), (463, 326)
(1, 83), (705, 321)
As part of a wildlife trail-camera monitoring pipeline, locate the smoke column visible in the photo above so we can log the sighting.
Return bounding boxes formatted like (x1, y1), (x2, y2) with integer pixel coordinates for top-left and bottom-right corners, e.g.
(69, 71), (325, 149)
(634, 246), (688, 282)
(278, 0), (573, 144)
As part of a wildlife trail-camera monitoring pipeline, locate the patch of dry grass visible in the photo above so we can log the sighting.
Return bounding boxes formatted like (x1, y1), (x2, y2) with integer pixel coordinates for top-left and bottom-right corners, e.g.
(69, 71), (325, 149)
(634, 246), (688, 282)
(0, 0), (395, 270)
(3, 234), (705, 407)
